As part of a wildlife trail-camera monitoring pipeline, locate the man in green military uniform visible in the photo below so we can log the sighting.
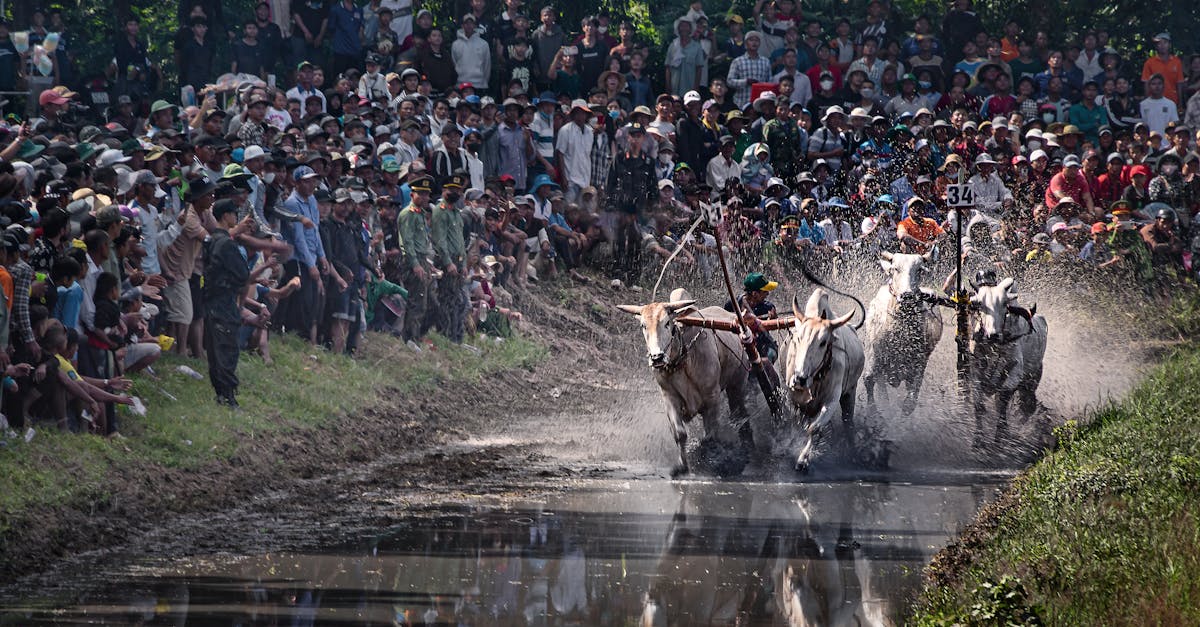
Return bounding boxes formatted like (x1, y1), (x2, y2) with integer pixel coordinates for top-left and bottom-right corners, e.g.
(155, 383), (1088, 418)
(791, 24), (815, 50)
(431, 173), (468, 343)
(397, 176), (435, 344)
(762, 101), (803, 181)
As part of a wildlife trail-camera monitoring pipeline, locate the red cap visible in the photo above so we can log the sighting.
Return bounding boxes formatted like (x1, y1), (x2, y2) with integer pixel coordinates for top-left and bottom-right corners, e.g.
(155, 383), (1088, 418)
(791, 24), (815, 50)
(1090, 222), (1109, 234)
(457, 82), (475, 92)
(38, 89), (68, 106)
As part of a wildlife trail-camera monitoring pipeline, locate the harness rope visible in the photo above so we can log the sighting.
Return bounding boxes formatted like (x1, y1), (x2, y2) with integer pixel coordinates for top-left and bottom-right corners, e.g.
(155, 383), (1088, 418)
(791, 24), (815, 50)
(651, 212), (708, 301)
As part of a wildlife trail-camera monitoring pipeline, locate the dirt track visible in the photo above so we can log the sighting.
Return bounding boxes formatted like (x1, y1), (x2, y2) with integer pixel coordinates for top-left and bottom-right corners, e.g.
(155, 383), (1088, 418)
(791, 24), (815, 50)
(0, 282), (649, 588)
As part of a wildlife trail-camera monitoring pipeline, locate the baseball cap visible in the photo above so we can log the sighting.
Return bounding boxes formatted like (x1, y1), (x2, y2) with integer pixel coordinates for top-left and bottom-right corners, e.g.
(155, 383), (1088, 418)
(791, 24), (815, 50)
(683, 90), (702, 105)
(292, 165), (320, 180)
(743, 272), (777, 292)
(38, 89), (68, 106)
(242, 145), (267, 162)
(133, 170), (157, 187)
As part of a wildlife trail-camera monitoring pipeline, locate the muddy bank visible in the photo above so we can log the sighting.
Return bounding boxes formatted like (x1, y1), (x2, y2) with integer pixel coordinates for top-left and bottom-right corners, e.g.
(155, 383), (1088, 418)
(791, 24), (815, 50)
(0, 281), (641, 585)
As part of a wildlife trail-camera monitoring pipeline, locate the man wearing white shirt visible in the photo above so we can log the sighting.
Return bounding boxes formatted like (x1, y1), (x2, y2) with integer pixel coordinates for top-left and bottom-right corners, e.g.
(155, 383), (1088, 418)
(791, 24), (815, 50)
(554, 100), (595, 204)
(285, 61), (326, 113)
(1074, 33), (1105, 84)
(706, 135), (742, 191)
(1140, 73), (1180, 138)
(379, 0), (413, 44)
(772, 49), (812, 107)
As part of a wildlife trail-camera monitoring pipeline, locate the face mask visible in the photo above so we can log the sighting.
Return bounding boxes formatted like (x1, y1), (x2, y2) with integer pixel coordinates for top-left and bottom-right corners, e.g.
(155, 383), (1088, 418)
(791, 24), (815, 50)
(1042, 113), (1055, 123)
(608, 110), (620, 120)
(1027, 140), (1041, 150)
(860, 88), (873, 99)
(821, 80), (834, 91)
(659, 153), (672, 164)
(445, 191), (461, 204)
(598, 25), (608, 34)
(1162, 165), (1179, 176)
(263, 172), (276, 184)
(918, 81), (932, 89)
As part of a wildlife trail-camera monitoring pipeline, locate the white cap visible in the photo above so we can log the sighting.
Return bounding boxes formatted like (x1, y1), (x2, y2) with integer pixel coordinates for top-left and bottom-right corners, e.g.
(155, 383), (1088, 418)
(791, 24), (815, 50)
(242, 145), (267, 161)
(1029, 149), (1048, 161)
(683, 90), (702, 105)
(658, 178), (675, 189)
(98, 149), (131, 167)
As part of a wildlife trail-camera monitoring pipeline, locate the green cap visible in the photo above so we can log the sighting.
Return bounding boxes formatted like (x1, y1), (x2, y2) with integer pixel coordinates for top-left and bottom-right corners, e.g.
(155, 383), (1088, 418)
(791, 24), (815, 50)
(76, 142), (100, 162)
(121, 138), (145, 155)
(743, 272), (778, 292)
(220, 163), (251, 181)
(149, 99), (177, 115)
(16, 140), (44, 161)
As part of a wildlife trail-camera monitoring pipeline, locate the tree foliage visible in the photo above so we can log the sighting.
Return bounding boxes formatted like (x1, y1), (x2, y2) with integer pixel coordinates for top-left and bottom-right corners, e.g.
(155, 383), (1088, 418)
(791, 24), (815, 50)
(6, 0), (1200, 96)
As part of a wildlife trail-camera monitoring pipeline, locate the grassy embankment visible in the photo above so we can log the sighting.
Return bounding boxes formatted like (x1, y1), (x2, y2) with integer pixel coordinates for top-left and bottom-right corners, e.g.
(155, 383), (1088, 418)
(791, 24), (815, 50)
(914, 297), (1200, 625)
(0, 333), (545, 539)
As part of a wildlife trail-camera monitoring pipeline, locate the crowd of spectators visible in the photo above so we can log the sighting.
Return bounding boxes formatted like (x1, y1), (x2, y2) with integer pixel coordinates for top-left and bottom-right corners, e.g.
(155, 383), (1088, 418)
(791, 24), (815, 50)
(0, 0), (1196, 437)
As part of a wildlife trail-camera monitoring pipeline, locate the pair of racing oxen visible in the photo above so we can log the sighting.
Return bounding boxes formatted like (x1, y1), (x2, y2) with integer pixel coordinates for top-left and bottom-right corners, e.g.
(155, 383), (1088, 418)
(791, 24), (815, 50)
(618, 252), (1049, 475)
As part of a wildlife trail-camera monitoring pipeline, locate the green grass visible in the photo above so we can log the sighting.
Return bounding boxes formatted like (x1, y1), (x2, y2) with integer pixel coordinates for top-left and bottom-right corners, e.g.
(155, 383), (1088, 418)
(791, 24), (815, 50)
(914, 342), (1200, 626)
(0, 332), (545, 537)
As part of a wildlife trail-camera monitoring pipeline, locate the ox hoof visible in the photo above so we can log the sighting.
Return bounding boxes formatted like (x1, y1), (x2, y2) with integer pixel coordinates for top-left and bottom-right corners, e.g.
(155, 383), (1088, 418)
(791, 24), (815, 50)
(738, 423), (755, 448)
(794, 459), (811, 474)
(670, 463), (689, 478)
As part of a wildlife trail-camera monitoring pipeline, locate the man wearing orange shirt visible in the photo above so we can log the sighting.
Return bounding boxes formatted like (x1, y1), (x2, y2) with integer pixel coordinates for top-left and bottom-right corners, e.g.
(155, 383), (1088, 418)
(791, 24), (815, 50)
(1142, 32), (1185, 105)
(897, 197), (945, 254)
(999, 19), (1020, 62)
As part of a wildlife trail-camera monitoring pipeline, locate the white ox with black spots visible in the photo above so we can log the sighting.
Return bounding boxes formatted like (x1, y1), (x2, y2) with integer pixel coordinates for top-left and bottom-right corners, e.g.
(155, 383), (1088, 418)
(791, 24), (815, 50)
(618, 292), (750, 476)
(862, 251), (944, 416)
(968, 278), (1048, 446)
(782, 289), (865, 472)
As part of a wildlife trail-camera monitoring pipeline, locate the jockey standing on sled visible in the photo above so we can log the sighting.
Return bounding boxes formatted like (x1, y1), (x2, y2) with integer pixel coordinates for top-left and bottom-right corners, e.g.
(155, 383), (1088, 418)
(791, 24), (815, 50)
(725, 272), (782, 385)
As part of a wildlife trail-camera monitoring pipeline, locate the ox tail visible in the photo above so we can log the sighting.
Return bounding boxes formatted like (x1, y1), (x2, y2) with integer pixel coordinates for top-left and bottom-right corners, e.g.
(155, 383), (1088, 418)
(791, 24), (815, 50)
(797, 261), (867, 330)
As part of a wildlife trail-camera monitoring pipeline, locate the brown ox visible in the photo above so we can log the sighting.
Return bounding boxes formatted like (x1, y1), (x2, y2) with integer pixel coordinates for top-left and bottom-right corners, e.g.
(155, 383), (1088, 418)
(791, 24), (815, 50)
(618, 293), (751, 476)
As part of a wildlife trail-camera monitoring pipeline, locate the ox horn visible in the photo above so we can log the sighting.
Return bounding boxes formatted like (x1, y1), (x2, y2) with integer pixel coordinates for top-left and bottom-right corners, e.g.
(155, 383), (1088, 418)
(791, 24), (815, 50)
(1007, 304), (1034, 323)
(616, 304), (644, 316)
(879, 251), (895, 262)
(999, 277), (1015, 291)
(664, 299), (697, 313)
(792, 295), (804, 320)
(829, 309), (855, 328)
(921, 249), (934, 263)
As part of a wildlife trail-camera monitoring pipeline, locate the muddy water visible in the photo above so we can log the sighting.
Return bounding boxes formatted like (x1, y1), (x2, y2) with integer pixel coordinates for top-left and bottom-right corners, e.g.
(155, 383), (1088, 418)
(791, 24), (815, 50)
(0, 471), (1007, 626)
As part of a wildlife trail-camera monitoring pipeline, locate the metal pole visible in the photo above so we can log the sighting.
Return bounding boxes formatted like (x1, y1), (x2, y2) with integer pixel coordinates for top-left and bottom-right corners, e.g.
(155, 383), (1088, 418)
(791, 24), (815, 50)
(711, 218), (784, 423)
(955, 170), (970, 397)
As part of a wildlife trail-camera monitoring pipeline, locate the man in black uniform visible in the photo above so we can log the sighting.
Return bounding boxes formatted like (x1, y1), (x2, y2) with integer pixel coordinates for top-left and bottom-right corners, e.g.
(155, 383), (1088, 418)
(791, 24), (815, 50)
(203, 199), (254, 408)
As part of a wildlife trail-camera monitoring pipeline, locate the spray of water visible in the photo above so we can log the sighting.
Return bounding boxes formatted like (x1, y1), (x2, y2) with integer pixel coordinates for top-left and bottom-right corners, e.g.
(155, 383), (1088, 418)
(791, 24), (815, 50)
(512, 257), (1148, 478)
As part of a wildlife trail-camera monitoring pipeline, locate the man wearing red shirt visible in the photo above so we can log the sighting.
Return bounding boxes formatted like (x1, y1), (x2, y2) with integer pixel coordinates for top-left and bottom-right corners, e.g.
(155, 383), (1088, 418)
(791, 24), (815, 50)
(1045, 154), (1097, 219)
